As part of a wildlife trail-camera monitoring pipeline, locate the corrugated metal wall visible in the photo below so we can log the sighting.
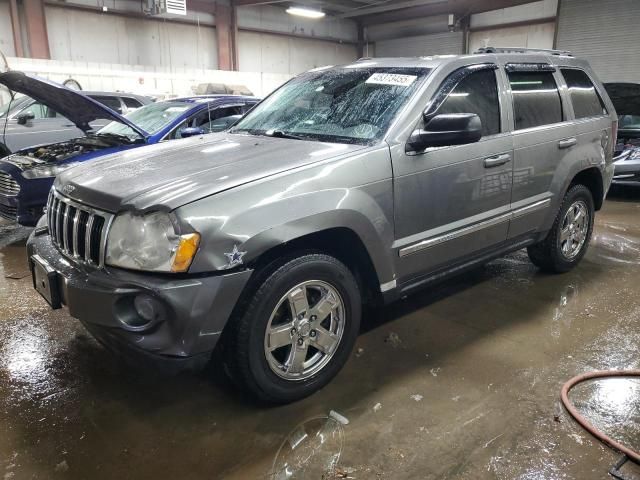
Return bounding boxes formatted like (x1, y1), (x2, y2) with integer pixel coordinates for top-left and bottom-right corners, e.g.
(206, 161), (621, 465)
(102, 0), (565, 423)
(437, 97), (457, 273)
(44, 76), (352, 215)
(468, 22), (555, 53)
(374, 31), (464, 57)
(0, 1), (15, 57)
(556, 0), (640, 82)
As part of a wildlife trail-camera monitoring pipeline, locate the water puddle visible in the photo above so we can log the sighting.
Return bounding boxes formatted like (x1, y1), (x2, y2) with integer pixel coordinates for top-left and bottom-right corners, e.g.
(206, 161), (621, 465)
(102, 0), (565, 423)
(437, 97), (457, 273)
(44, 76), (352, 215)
(589, 231), (640, 266)
(570, 377), (640, 453)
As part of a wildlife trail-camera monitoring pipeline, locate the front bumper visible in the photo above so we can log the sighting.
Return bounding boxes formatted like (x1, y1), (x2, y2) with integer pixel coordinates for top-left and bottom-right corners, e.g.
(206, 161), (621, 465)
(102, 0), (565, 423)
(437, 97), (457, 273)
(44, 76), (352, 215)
(612, 153), (640, 184)
(0, 162), (52, 225)
(27, 230), (253, 367)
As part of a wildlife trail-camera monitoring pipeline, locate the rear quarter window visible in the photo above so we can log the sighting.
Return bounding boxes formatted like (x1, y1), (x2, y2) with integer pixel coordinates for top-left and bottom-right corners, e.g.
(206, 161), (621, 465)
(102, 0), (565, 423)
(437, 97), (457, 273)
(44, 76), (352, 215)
(122, 97), (143, 111)
(560, 69), (607, 119)
(91, 95), (123, 114)
(507, 71), (563, 130)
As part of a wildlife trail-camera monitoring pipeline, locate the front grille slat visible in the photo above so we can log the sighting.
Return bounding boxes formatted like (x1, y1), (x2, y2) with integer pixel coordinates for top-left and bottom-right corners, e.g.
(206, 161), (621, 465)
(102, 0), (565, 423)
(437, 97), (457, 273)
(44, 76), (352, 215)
(85, 214), (95, 263)
(0, 172), (20, 196)
(46, 189), (112, 268)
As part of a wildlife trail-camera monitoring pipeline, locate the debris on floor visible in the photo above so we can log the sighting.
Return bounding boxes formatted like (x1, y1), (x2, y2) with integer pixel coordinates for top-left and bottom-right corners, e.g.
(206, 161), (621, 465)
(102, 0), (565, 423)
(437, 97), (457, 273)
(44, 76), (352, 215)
(270, 411), (349, 479)
(384, 332), (401, 348)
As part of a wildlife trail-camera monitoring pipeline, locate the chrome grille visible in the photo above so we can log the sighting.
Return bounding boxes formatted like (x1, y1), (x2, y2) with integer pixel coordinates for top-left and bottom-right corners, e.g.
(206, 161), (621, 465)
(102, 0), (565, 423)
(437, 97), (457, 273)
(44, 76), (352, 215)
(47, 189), (112, 266)
(0, 172), (20, 196)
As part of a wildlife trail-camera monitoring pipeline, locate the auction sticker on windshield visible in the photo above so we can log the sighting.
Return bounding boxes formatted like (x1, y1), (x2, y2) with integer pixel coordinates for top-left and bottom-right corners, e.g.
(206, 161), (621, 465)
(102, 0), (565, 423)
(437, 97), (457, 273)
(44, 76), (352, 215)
(366, 73), (417, 87)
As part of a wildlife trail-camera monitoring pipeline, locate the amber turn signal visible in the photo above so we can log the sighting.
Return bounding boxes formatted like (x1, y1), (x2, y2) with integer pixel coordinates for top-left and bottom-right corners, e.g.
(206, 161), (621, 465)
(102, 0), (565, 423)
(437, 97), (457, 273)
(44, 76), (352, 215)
(171, 233), (201, 272)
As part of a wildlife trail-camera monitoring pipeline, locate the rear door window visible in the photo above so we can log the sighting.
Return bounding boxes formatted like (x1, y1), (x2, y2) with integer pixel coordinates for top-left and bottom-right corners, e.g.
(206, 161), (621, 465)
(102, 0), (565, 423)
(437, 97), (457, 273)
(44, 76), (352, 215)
(561, 69), (607, 119)
(507, 71), (563, 130)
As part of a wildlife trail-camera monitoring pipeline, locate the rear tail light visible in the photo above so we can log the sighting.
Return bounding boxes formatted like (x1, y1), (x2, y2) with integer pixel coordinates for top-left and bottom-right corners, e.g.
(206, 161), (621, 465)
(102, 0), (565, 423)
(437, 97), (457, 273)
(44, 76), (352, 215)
(611, 119), (618, 155)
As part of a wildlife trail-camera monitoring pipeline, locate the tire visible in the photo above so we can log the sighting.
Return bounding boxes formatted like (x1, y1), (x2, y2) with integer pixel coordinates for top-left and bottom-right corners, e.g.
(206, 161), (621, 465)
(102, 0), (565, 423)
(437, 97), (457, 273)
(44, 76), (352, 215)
(222, 253), (361, 404)
(527, 184), (595, 273)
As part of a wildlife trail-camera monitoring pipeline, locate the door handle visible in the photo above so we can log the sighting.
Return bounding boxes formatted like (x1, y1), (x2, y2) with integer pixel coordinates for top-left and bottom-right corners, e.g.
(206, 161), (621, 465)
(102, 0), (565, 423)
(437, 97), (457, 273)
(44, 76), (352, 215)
(484, 154), (511, 168)
(558, 138), (577, 149)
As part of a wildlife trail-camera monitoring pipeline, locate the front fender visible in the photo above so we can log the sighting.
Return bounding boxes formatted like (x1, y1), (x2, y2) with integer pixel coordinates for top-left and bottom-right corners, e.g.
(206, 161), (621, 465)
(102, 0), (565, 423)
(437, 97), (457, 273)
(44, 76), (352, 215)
(179, 178), (396, 285)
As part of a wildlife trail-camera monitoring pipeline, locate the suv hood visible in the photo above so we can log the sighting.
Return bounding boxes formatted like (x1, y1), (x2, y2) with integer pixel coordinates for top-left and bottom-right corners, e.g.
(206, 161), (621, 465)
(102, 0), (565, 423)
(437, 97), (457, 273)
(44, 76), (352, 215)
(0, 71), (148, 137)
(604, 82), (640, 116)
(56, 133), (368, 211)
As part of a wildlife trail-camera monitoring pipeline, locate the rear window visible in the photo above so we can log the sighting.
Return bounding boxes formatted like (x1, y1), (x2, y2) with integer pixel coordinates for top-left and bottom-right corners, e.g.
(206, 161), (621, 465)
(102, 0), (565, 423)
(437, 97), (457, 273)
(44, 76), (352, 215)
(561, 69), (607, 119)
(508, 71), (563, 130)
(122, 97), (143, 110)
(91, 95), (123, 114)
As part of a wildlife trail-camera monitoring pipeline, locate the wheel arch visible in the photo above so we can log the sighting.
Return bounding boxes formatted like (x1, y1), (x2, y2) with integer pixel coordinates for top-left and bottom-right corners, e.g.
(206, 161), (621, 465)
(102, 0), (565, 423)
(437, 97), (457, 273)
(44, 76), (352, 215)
(244, 224), (386, 306)
(569, 167), (604, 210)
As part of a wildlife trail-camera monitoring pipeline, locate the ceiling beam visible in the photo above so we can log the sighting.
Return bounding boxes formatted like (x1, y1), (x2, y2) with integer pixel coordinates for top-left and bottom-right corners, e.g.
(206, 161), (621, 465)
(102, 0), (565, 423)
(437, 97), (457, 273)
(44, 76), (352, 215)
(356, 0), (541, 25)
(233, 0), (286, 6)
(339, 0), (446, 18)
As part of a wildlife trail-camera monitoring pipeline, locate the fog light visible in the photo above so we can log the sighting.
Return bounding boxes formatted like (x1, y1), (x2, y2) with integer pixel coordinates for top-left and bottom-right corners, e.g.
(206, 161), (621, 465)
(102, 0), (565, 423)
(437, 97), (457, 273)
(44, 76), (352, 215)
(133, 294), (158, 323)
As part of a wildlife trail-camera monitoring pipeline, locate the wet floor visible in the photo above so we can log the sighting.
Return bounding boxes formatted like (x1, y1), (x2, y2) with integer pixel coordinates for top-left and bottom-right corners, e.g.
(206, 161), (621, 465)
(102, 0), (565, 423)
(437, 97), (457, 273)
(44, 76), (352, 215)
(1, 186), (640, 479)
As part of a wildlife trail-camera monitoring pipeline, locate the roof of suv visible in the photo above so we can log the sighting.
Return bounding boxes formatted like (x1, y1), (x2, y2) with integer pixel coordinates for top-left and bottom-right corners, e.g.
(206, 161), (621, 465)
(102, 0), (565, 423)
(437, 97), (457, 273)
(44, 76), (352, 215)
(344, 49), (587, 70)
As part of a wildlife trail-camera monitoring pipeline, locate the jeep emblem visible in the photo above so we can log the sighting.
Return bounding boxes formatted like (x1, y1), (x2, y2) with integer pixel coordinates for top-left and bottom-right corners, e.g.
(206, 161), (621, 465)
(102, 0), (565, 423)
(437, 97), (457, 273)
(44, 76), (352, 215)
(62, 184), (75, 195)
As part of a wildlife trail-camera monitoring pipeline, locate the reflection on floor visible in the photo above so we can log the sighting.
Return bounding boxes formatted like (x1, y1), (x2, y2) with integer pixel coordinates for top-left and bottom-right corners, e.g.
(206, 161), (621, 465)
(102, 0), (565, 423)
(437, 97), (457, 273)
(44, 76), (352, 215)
(1, 185), (639, 479)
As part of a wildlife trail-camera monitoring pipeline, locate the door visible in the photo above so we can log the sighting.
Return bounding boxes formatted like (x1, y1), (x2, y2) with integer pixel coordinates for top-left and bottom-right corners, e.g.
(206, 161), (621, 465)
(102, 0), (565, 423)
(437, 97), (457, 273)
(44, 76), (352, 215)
(506, 64), (577, 238)
(391, 64), (514, 281)
(5, 101), (82, 151)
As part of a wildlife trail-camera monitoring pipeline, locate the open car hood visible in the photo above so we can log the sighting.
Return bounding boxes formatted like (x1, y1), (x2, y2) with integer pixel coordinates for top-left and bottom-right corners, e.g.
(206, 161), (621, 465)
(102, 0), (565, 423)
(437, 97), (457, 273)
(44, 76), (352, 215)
(604, 83), (640, 117)
(0, 71), (148, 138)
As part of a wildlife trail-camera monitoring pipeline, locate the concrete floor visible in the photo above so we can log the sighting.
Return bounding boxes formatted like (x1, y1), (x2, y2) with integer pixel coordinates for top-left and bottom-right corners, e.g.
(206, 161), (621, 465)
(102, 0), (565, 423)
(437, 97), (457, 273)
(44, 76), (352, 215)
(1, 187), (639, 479)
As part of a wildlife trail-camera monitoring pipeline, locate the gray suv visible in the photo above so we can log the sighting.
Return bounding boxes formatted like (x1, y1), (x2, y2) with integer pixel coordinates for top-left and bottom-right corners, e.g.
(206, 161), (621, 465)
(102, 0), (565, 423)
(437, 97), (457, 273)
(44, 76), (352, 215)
(27, 48), (616, 403)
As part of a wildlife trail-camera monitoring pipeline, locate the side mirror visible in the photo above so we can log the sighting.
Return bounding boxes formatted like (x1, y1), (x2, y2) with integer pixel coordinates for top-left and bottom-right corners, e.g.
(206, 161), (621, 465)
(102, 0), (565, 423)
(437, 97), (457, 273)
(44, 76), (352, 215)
(408, 113), (482, 151)
(179, 127), (205, 138)
(16, 111), (35, 125)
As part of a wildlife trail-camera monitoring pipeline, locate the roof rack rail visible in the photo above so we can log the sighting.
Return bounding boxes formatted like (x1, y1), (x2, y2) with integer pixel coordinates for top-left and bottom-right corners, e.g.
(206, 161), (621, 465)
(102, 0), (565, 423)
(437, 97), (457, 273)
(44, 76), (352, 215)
(474, 46), (573, 56)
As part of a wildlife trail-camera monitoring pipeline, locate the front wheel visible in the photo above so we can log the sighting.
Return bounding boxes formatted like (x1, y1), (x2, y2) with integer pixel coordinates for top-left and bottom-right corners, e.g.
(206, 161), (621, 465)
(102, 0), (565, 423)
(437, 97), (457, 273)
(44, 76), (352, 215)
(527, 184), (595, 273)
(222, 253), (361, 403)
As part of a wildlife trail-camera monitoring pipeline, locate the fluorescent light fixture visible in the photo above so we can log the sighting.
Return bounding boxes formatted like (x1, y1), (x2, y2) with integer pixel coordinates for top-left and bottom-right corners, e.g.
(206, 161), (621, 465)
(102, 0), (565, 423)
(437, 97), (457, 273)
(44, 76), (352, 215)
(286, 6), (325, 18)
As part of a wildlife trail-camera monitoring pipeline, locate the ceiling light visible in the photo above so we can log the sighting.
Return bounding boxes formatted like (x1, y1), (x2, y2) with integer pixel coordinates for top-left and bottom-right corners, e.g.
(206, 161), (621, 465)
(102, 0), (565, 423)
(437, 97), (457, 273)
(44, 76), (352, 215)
(286, 6), (325, 18)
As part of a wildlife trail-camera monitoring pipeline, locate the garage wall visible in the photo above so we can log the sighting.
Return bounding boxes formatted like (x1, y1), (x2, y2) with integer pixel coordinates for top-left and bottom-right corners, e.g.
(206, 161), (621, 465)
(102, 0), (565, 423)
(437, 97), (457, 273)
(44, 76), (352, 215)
(238, 31), (357, 74)
(4, 55), (291, 98)
(0, 0), (16, 57)
(468, 22), (555, 53)
(556, 0), (640, 82)
(45, 7), (218, 69)
(468, 0), (556, 53)
(375, 31), (464, 57)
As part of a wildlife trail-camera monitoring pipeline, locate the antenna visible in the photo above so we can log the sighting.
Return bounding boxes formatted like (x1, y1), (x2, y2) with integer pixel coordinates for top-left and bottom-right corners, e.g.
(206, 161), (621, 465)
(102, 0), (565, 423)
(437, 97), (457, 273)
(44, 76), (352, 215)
(0, 49), (12, 155)
(1, 91), (14, 156)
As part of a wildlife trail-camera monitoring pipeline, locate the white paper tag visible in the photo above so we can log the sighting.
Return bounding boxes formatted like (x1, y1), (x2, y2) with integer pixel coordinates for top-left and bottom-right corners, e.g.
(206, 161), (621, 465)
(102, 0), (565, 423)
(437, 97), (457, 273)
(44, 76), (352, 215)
(365, 73), (417, 87)
(165, 106), (189, 113)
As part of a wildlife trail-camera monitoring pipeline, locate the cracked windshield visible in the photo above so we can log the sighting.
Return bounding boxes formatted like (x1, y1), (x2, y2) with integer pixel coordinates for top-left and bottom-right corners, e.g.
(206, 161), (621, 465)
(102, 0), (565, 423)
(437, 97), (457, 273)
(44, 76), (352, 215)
(231, 66), (431, 144)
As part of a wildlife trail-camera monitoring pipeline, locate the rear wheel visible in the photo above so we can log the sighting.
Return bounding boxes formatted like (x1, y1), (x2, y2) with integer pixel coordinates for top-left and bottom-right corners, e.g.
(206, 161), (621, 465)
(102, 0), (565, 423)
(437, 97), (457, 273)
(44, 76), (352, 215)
(527, 184), (595, 273)
(222, 253), (361, 403)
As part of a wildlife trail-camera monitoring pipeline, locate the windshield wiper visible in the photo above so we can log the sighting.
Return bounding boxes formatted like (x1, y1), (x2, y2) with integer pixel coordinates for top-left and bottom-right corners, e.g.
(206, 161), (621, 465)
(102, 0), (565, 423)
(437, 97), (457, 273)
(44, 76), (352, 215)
(264, 129), (307, 141)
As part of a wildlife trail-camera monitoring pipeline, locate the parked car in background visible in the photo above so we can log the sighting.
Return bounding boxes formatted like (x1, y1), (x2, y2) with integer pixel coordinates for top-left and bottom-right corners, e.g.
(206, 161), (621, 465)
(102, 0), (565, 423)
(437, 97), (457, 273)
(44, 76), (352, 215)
(27, 50), (615, 403)
(604, 83), (640, 186)
(0, 71), (259, 225)
(0, 83), (152, 153)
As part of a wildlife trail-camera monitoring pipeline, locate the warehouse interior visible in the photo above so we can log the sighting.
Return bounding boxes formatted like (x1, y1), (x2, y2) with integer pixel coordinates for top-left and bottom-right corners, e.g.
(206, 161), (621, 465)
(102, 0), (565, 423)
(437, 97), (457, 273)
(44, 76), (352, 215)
(0, 0), (639, 478)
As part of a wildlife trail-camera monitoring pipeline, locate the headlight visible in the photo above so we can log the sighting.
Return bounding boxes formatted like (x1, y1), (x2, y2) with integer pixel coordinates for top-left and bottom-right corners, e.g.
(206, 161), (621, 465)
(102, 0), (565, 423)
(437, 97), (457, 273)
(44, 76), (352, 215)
(21, 162), (80, 179)
(105, 211), (200, 273)
(628, 149), (640, 161)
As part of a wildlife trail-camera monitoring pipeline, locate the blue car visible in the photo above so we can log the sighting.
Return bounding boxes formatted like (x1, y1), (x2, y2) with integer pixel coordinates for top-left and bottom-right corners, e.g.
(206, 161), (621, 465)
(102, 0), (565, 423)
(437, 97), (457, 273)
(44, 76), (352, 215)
(0, 71), (259, 225)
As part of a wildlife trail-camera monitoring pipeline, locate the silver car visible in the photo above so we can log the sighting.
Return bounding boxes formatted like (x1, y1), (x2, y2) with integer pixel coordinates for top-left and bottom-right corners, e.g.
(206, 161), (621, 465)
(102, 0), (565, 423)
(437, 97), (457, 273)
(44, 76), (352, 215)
(604, 83), (640, 185)
(0, 89), (151, 153)
(27, 48), (616, 403)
